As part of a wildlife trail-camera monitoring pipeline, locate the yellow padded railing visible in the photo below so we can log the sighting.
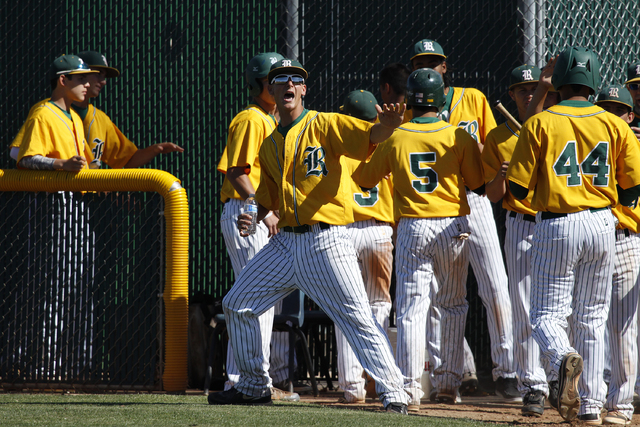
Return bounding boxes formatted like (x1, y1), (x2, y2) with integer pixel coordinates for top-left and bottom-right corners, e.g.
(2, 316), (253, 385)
(0, 169), (189, 392)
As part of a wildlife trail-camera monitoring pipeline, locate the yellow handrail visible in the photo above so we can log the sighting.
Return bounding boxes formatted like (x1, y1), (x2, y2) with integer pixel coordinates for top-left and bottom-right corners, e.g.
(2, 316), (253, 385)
(0, 169), (189, 392)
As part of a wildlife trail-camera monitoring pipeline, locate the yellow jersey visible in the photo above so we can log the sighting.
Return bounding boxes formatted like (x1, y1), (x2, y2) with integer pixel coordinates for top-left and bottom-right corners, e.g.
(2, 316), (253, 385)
(355, 117), (484, 220)
(482, 122), (535, 215)
(256, 110), (374, 227)
(17, 101), (88, 170)
(218, 104), (277, 202)
(507, 101), (640, 213)
(343, 157), (394, 223)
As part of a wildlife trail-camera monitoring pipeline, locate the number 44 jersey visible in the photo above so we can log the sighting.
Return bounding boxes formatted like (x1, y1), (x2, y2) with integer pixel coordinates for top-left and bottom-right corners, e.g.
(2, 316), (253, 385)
(507, 101), (640, 213)
(354, 117), (485, 221)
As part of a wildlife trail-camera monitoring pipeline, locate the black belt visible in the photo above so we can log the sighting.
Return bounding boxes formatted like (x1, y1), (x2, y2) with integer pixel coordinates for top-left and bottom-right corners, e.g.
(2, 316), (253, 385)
(508, 211), (535, 222)
(541, 207), (608, 220)
(282, 222), (331, 234)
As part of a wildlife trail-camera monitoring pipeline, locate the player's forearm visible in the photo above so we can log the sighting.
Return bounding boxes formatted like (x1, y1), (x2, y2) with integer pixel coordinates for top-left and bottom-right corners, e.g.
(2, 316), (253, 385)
(226, 167), (256, 201)
(124, 146), (160, 168)
(369, 123), (396, 145)
(485, 176), (506, 203)
(19, 155), (57, 170)
(523, 86), (548, 122)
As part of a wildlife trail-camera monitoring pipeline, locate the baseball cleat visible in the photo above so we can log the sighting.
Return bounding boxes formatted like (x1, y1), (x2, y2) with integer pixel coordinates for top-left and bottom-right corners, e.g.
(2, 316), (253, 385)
(577, 413), (602, 425)
(385, 402), (408, 415)
(435, 389), (457, 404)
(460, 371), (479, 395)
(207, 387), (272, 406)
(495, 377), (522, 402)
(557, 352), (583, 421)
(547, 380), (559, 409)
(338, 395), (365, 404)
(521, 390), (545, 417)
(602, 410), (631, 425)
(270, 387), (300, 402)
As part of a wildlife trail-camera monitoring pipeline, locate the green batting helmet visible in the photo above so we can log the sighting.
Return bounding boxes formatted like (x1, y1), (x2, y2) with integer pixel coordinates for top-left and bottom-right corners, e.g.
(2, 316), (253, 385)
(246, 52), (284, 97)
(551, 46), (601, 93)
(406, 68), (446, 111)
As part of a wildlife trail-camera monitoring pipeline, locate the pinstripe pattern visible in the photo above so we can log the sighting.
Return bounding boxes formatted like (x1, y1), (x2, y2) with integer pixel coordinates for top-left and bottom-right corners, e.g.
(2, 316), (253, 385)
(219, 198), (282, 389)
(395, 216), (470, 404)
(426, 191), (515, 385)
(336, 220), (393, 401)
(505, 214), (548, 396)
(223, 225), (408, 406)
(605, 231), (640, 419)
(530, 209), (616, 416)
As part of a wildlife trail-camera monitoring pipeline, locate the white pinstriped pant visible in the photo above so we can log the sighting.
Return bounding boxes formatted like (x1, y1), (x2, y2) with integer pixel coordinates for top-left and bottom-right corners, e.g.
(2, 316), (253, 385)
(336, 219), (393, 401)
(605, 230), (640, 419)
(426, 191), (515, 384)
(395, 216), (470, 404)
(220, 199), (286, 388)
(222, 224), (409, 406)
(505, 213), (548, 396)
(530, 208), (615, 416)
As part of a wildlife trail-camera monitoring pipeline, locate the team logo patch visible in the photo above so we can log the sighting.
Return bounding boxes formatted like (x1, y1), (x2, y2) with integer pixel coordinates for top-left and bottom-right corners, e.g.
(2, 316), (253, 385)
(282, 59), (292, 67)
(577, 61), (587, 68)
(422, 41), (435, 52)
(270, 56), (279, 64)
(609, 87), (619, 98)
(522, 69), (533, 81)
(303, 146), (328, 177)
(636, 64), (640, 76)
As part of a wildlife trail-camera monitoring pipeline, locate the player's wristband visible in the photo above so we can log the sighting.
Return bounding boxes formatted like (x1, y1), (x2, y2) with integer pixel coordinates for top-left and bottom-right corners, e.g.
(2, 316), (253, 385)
(264, 211), (273, 220)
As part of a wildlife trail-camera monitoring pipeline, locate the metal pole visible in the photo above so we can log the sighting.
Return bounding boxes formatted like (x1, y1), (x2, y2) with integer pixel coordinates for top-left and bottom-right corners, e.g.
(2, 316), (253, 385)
(536, 0), (547, 66)
(283, 0), (299, 60)
(519, 0), (536, 65)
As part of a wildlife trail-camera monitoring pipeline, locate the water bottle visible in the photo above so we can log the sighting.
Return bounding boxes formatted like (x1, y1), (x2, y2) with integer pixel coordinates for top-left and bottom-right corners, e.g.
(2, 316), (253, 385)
(243, 194), (258, 235)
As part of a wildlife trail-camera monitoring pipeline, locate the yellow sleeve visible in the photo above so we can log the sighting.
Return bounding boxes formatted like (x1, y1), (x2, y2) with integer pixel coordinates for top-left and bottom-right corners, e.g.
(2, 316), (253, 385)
(615, 124), (640, 190)
(481, 128), (502, 183)
(507, 123), (539, 190)
(325, 114), (374, 161)
(353, 140), (392, 189)
(456, 128), (485, 190)
(100, 122), (138, 169)
(226, 118), (266, 171)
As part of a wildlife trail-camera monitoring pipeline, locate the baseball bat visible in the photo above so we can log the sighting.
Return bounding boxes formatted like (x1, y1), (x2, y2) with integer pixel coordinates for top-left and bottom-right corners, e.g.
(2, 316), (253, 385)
(494, 100), (522, 130)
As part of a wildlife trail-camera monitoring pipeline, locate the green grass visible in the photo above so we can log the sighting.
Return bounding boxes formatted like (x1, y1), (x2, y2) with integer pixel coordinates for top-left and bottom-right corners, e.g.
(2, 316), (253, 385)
(0, 394), (499, 427)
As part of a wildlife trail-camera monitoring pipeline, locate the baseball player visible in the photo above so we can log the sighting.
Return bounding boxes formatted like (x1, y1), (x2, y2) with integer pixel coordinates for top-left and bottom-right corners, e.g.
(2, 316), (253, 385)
(335, 89), (395, 405)
(523, 55), (560, 121)
(11, 51), (184, 166)
(624, 61), (640, 134)
(355, 68), (485, 407)
(207, 58), (410, 414)
(217, 52), (300, 401)
(594, 84), (640, 425)
(507, 46), (640, 424)
(409, 38), (519, 402)
(483, 65), (552, 416)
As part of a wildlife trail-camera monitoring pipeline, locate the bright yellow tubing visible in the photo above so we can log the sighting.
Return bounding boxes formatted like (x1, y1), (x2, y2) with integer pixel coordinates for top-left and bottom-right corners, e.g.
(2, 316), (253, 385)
(0, 169), (189, 392)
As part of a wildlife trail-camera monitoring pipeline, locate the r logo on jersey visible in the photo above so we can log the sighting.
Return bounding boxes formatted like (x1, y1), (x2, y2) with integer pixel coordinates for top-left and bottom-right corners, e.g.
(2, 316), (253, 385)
(303, 146), (328, 177)
(422, 41), (435, 52)
(457, 120), (479, 142)
(609, 87), (620, 98)
(522, 69), (533, 81)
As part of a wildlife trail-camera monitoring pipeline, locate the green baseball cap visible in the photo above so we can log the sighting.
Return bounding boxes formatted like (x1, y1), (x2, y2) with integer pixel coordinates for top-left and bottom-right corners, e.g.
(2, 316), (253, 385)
(410, 39), (446, 61)
(340, 90), (378, 121)
(509, 65), (541, 90)
(595, 84), (633, 109)
(625, 61), (640, 85)
(77, 51), (120, 78)
(47, 54), (98, 81)
(267, 58), (308, 83)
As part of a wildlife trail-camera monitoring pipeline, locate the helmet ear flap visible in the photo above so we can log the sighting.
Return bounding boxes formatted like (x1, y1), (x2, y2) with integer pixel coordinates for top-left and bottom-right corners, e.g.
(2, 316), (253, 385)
(248, 78), (263, 97)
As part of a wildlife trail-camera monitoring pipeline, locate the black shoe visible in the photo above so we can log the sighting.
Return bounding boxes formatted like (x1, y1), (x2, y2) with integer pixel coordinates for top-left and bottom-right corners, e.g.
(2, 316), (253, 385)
(577, 413), (601, 425)
(495, 377), (523, 402)
(548, 380), (559, 409)
(207, 387), (272, 406)
(521, 390), (545, 417)
(460, 372), (479, 396)
(385, 402), (408, 415)
(557, 353), (582, 421)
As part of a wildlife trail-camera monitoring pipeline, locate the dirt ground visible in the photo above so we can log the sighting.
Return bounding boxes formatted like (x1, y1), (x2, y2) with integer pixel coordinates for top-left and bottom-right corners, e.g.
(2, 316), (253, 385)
(297, 388), (640, 426)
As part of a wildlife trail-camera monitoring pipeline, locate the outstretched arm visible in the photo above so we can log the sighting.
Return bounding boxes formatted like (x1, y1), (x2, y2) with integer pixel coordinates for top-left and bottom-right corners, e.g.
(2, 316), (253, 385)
(523, 55), (558, 122)
(124, 142), (184, 168)
(369, 103), (406, 144)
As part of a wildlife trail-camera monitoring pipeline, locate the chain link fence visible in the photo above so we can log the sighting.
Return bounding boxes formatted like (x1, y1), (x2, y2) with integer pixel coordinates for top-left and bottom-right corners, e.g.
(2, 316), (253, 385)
(1, 0), (638, 388)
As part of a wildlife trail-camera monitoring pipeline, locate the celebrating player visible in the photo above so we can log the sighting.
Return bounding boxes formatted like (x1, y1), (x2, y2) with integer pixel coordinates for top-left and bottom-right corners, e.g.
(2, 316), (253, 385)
(11, 51), (183, 166)
(216, 52), (301, 401)
(335, 89), (395, 405)
(594, 84), (640, 425)
(483, 65), (552, 416)
(507, 47), (640, 424)
(409, 38), (519, 403)
(355, 68), (485, 407)
(624, 61), (640, 140)
(207, 58), (410, 413)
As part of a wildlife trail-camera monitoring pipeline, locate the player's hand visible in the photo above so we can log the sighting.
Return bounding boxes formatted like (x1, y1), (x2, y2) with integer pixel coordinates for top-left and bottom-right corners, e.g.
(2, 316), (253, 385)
(62, 156), (87, 172)
(376, 103), (406, 130)
(500, 161), (510, 178)
(155, 142), (184, 154)
(539, 55), (558, 88)
(262, 213), (279, 238)
(237, 212), (253, 237)
(631, 126), (640, 142)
